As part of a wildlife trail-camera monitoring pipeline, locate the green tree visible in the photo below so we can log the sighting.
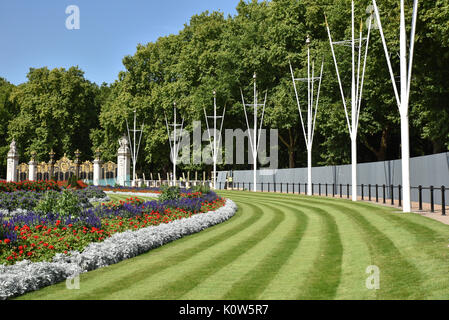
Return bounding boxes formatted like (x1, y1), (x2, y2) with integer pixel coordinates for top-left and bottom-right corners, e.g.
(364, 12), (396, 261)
(91, 0), (449, 174)
(8, 67), (100, 163)
(0, 78), (17, 176)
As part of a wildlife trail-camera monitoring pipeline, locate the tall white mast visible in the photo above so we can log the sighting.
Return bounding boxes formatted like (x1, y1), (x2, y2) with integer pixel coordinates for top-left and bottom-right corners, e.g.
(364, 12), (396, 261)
(241, 73), (268, 192)
(290, 36), (324, 196)
(204, 90), (226, 190)
(125, 109), (144, 187)
(165, 102), (184, 187)
(372, 0), (418, 212)
(326, 0), (373, 201)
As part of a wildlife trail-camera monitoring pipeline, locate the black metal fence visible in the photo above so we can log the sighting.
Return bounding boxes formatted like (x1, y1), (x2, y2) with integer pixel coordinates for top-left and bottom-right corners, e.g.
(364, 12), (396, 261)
(218, 182), (447, 216)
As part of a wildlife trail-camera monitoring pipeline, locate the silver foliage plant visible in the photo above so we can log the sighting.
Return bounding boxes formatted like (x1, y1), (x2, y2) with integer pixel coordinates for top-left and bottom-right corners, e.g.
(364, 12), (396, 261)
(0, 199), (237, 300)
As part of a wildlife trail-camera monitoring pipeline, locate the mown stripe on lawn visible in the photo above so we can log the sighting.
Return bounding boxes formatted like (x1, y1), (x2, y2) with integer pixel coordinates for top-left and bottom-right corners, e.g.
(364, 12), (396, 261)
(17, 199), (257, 300)
(351, 201), (444, 240)
(200, 198), (308, 300)
(85, 199), (276, 300)
(256, 203), (334, 299)
(226, 192), (428, 299)
(293, 202), (343, 300)
(259, 196), (373, 300)
(217, 193), (344, 300)
(136, 201), (285, 300)
(305, 196), (428, 300)
(349, 201), (449, 299)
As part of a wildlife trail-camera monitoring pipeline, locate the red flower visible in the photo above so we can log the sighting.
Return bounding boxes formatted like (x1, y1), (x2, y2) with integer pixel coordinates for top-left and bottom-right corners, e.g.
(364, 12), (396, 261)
(4, 239), (10, 244)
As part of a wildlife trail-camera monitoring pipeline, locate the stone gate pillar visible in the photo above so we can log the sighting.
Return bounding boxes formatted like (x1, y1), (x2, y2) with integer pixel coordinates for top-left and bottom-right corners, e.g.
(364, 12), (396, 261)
(117, 136), (131, 186)
(93, 149), (102, 186)
(6, 140), (19, 182)
(28, 151), (37, 181)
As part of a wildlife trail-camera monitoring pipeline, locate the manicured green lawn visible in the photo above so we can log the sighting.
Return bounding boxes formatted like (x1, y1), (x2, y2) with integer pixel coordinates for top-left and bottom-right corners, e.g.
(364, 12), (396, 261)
(15, 191), (449, 300)
(91, 193), (158, 207)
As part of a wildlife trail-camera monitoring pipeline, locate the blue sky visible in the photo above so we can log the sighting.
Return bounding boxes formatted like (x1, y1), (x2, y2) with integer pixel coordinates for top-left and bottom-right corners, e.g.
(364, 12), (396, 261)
(0, 0), (239, 85)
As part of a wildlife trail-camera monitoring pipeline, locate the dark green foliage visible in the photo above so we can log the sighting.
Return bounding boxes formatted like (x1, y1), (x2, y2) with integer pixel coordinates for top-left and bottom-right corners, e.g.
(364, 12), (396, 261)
(7, 67), (101, 163)
(35, 189), (83, 218)
(192, 184), (210, 195)
(66, 175), (79, 189)
(159, 184), (181, 202)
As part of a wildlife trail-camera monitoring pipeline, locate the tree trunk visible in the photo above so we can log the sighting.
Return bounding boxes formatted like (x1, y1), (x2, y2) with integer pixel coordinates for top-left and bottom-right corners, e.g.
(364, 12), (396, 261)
(279, 128), (297, 169)
(432, 140), (444, 154)
(361, 128), (388, 161)
(289, 150), (295, 168)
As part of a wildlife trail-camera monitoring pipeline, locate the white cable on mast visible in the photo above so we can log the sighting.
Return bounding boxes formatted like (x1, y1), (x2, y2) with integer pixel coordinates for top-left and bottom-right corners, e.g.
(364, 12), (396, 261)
(372, 0), (419, 213)
(325, 0), (372, 202)
(165, 102), (184, 187)
(126, 109), (144, 187)
(241, 73), (268, 192)
(204, 90), (226, 190)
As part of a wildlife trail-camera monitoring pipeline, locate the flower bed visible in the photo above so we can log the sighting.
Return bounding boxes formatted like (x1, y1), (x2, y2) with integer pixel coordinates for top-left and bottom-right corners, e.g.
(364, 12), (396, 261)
(0, 186), (109, 217)
(0, 180), (61, 193)
(0, 198), (237, 300)
(0, 192), (224, 266)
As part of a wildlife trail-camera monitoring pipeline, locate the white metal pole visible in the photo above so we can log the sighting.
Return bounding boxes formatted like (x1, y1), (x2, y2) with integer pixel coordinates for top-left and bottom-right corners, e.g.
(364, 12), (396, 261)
(253, 73), (257, 192)
(133, 110), (136, 186)
(400, 0), (411, 212)
(213, 91), (217, 190)
(307, 43), (312, 196)
(326, 1), (372, 202)
(351, 0), (358, 202)
(173, 103), (177, 187)
(290, 36), (323, 197)
(204, 91), (226, 191)
(372, 0), (417, 213)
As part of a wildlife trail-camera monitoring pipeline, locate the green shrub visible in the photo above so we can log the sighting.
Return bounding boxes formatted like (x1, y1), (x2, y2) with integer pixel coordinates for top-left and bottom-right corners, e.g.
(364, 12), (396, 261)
(55, 189), (83, 217)
(159, 184), (181, 202)
(66, 175), (79, 188)
(35, 189), (82, 218)
(35, 191), (60, 216)
(192, 184), (210, 194)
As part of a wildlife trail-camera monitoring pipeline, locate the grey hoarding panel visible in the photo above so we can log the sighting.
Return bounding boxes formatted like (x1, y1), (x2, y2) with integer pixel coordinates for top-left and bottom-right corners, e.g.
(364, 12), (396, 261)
(217, 152), (449, 204)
